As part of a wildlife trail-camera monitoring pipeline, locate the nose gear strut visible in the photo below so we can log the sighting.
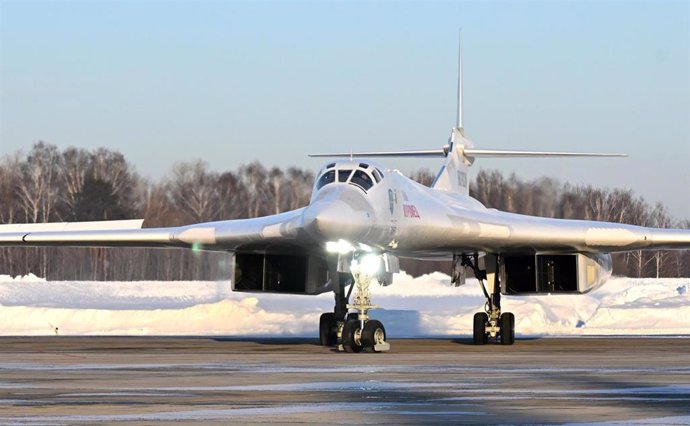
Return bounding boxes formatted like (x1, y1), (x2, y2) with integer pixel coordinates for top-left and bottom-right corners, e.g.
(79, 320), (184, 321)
(340, 252), (390, 352)
(317, 251), (392, 353)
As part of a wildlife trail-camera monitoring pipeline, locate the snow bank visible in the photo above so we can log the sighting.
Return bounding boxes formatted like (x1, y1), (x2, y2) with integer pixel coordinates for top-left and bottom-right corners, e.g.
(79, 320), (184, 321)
(0, 273), (44, 283)
(0, 273), (688, 337)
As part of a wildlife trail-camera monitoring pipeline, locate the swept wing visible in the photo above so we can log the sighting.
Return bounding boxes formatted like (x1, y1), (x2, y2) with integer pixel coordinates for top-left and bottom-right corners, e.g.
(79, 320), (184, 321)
(0, 209), (311, 252)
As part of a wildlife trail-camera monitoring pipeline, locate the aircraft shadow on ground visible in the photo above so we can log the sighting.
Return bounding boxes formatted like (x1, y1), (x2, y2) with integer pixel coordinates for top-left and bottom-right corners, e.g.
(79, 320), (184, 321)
(451, 336), (542, 345)
(211, 337), (322, 346)
(211, 310), (542, 346)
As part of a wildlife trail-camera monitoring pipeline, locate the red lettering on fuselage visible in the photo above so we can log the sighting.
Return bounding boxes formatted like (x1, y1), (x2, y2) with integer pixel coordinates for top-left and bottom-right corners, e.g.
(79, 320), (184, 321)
(403, 204), (420, 218)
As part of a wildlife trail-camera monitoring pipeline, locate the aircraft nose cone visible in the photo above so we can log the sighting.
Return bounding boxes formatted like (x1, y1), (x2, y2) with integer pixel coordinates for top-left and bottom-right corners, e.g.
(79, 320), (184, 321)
(303, 199), (372, 242)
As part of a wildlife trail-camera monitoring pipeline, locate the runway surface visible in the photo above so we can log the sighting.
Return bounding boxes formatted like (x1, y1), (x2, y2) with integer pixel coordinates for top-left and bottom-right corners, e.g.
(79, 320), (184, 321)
(0, 337), (689, 424)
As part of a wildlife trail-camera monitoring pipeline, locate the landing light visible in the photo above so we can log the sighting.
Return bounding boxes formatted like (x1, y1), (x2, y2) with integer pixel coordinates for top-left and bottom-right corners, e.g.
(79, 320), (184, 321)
(357, 254), (382, 276)
(326, 239), (355, 254)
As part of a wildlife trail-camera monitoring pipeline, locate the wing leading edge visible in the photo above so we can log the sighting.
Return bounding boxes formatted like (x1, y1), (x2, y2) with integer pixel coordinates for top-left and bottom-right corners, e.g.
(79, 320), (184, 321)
(0, 209), (313, 252)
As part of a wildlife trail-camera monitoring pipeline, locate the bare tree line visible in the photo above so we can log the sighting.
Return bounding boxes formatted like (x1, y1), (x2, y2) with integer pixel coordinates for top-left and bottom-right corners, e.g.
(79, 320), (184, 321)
(0, 142), (313, 280)
(0, 142), (688, 280)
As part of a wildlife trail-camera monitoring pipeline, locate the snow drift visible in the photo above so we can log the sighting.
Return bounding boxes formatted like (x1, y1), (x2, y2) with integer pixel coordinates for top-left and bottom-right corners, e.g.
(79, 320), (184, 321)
(0, 273), (688, 337)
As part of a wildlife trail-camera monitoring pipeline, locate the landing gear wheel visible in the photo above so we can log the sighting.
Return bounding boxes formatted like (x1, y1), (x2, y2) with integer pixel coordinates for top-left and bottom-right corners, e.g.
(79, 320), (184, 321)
(361, 320), (386, 352)
(473, 312), (488, 345)
(319, 313), (338, 346)
(499, 312), (515, 345)
(342, 319), (363, 353)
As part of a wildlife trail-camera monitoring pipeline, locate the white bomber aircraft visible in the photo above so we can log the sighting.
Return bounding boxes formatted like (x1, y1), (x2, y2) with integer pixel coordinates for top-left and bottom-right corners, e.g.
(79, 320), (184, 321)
(1, 42), (689, 352)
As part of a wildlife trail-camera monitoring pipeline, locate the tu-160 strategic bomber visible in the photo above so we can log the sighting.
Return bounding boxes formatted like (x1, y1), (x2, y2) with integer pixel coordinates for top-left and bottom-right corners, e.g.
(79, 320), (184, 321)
(1, 41), (689, 353)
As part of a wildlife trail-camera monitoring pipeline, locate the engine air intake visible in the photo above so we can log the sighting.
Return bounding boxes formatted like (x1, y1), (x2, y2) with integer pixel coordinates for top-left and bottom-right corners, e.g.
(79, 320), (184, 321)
(501, 253), (612, 295)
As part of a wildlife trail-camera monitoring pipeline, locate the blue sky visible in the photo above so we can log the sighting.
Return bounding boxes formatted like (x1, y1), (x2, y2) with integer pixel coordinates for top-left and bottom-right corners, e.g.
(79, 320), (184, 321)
(1, 1), (688, 220)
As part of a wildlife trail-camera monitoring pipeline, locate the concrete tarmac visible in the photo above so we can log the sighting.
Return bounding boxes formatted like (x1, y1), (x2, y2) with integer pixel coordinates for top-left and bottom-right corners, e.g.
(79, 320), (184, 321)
(0, 337), (689, 424)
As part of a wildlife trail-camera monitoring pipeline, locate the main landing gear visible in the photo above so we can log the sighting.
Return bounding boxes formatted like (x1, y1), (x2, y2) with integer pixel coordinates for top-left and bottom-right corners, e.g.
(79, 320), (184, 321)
(319, 253), (390, 353)
(460, 253), (515, 345)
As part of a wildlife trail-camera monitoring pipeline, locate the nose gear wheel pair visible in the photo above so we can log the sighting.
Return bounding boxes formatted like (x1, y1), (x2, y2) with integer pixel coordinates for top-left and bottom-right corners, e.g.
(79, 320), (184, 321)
(342, 319), (387, 353)
(318, 254), (390, 353)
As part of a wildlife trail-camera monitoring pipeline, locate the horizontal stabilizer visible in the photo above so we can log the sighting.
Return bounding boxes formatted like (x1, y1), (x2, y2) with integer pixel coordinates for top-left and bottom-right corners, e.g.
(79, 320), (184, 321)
(464, 149), (627, 158)
(309, 148), (626, 159)
(309, 149), (446, 158)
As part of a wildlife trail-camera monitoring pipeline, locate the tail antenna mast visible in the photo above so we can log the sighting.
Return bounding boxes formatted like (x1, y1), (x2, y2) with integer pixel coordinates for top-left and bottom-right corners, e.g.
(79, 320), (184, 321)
(456, 28), (464, 136)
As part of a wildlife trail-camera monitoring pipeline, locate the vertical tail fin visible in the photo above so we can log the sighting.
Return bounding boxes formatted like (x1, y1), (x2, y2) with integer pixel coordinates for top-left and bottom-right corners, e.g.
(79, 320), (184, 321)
(432, 29), (472, 195)
(431, 128), (473, 195)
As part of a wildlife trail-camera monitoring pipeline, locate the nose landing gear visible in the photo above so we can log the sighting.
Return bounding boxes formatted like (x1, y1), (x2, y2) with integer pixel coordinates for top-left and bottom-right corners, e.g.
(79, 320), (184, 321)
(319, 253), (391, 353)
(341, 254), (390, 352)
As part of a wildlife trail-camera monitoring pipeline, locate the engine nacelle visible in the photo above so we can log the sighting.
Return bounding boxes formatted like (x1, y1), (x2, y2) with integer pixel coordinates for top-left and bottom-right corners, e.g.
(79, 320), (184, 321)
(501, 253), (612, 295)
(232, 252), (331, 295)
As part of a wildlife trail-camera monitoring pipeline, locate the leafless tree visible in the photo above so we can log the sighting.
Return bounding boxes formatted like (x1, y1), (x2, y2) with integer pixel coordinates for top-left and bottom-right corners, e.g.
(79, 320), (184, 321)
(216, 171), (247, 219)
(0, 153), (22, 224)
(91, 148), (136, 201)
(286, 167), (314, 210)
(140, 182), (172, 227)
(168, 160), (220, 223)
(60, 147), (91, 218)
(16, 142), (62, 223)
(240, 162), (268, 218)
(269, 167), (284, 214)
(410, 169), (435, 187)
(649, 204), (672, 278)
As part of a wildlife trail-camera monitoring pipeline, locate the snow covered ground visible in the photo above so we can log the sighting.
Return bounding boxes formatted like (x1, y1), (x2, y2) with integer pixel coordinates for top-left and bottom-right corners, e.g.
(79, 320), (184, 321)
(0, 272), (688, 337)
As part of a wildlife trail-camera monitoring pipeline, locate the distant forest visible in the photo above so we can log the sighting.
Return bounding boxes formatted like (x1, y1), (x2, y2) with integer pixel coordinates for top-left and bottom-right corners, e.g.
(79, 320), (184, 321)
(1, 142), (688, 280)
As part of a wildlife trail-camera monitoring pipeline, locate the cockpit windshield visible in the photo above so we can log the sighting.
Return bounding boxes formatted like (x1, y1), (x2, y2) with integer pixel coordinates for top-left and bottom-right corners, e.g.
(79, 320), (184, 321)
(315, 169), (335, 190)
(350, 170), (373, 191)
(315, 162), (382, 192)
(338, 169), (353, 182)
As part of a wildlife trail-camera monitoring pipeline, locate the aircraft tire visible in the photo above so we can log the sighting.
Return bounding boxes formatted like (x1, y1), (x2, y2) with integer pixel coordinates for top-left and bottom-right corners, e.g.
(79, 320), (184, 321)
(361, 320), (386, 352)
(342, 319), (363, 353)
(473, 312), (488, 345)
(500, 312), (515, 345)
(319, 313), (338, 346)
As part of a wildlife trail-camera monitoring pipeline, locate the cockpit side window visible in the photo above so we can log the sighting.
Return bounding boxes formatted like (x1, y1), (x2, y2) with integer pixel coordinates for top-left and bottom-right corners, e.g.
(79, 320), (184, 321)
(316, 170), (336, 190)
(372, 168), (383, 183)
(338, 169), (353, 183)
(350, 170), (374, 191)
